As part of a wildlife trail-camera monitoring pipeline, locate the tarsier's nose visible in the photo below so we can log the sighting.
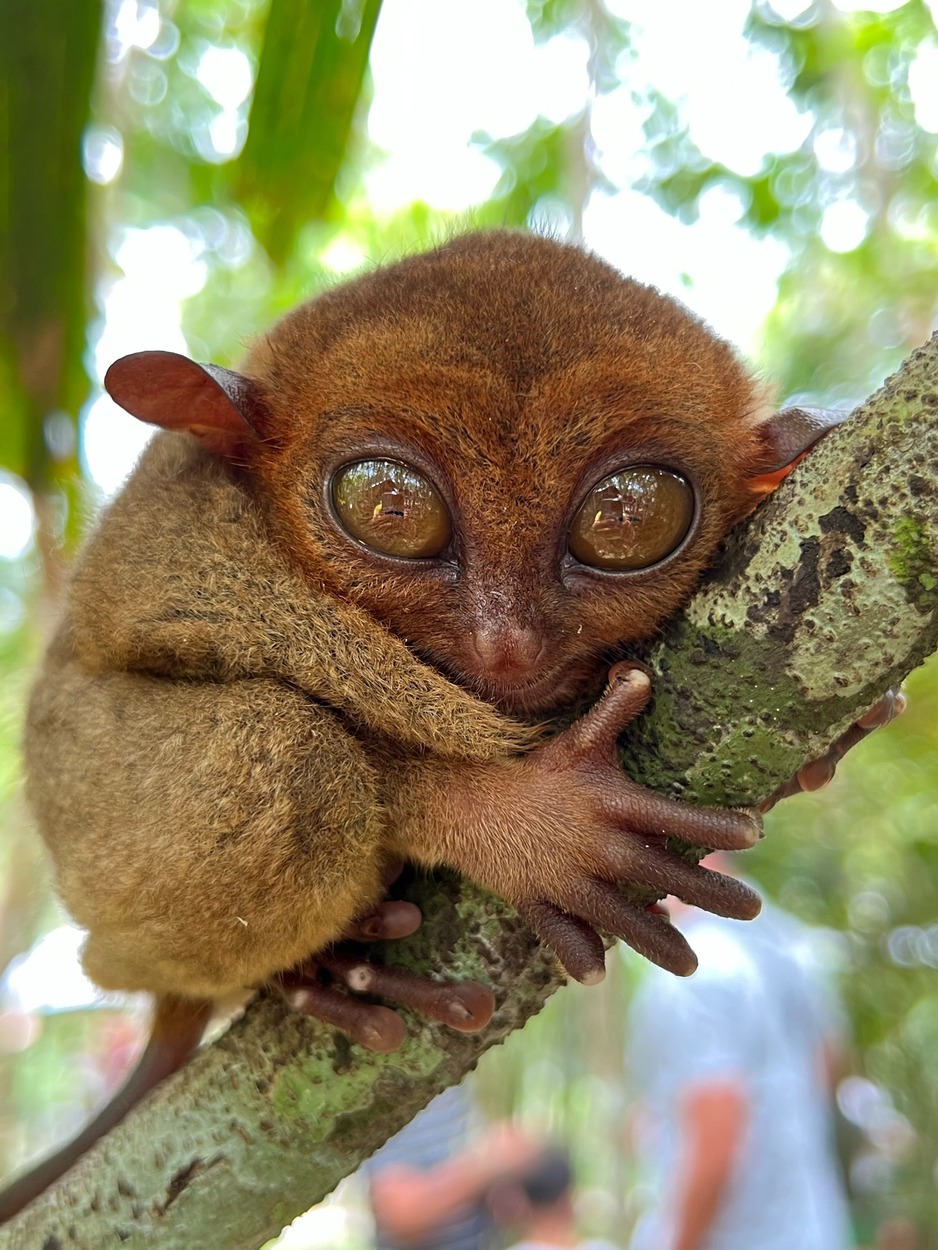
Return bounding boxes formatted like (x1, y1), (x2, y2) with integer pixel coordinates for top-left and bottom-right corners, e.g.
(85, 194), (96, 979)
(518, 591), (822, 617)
(469, 623), (546, 675)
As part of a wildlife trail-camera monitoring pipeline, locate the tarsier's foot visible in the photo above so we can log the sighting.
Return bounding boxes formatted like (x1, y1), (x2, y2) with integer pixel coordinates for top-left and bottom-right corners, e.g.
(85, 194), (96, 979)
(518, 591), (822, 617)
(511, 662), (763, 982)
(759, 686), (906, 813)
(280, 898), (495, 1052)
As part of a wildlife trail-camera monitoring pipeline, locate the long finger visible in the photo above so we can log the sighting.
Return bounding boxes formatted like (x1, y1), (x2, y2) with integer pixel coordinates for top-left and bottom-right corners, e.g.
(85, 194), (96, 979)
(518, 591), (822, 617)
(552, 666), (653, 763)
(515, 899), (608, 985)
(564, 880), (698, 976)
(608, 841), (762, 920)
(607, 788), (762, 850)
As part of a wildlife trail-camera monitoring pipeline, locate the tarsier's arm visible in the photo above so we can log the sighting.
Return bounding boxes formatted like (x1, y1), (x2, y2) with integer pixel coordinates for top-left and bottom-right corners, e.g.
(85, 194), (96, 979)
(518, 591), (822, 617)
(67, 435), (530, 763)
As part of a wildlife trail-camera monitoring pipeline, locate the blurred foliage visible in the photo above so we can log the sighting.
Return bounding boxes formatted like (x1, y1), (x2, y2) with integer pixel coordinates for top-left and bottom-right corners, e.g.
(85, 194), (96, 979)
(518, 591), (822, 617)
(1, 0), (938, 1246)
(0, 0), (381, 521)
(0, 0), (98, 558)
(751, 656), (938, 1241)
(235, 0), (382, 263)
(640, 0), (938, 405)
(473, 1), (631, 234)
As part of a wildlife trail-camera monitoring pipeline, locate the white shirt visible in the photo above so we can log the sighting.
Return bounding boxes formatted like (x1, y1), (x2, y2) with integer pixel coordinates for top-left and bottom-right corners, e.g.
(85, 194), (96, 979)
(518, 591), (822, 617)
(626, 900), (853, 1250)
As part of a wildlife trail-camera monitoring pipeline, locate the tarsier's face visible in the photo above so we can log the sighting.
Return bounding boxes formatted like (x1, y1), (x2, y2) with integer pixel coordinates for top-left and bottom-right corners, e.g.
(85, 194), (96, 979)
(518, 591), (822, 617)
(262, 365), (764, 720)
(322, 449), (699, 715)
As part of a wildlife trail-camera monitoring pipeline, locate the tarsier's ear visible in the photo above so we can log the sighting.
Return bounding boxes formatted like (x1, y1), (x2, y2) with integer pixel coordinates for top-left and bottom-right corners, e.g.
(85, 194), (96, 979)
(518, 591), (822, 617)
(104, 350), (269, 460)
(747, 406), (852, 496)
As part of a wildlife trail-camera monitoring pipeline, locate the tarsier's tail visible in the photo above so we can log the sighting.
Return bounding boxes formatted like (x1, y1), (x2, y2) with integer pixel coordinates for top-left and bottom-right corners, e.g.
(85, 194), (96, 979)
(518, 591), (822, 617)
(0, 993), (211, 1224)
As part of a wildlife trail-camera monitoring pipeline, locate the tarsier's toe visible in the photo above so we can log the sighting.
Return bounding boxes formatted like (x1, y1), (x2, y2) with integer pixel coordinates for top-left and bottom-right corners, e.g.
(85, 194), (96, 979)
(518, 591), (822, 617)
(281, 928), (496, 1049)
(321, 951), (496, 1033)
(344, 899), (422, 942)
(285, 981), (407, 1052)
(437, 981), (497, 1032)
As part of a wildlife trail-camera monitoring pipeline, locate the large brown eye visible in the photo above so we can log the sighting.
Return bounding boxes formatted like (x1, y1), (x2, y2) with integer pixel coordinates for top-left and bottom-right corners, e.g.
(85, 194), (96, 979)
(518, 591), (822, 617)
(569, 466), (694, 570)
(332, 459), (452, 559)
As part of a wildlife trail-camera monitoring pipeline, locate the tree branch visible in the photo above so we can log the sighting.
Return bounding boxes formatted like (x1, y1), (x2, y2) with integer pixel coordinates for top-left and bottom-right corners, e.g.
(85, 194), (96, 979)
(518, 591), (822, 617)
(5, 333), (937, 1249)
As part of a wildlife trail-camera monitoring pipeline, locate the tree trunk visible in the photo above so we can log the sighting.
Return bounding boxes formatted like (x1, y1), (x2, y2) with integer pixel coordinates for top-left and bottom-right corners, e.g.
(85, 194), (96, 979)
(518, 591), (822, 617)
(4, 334), (937, 1249)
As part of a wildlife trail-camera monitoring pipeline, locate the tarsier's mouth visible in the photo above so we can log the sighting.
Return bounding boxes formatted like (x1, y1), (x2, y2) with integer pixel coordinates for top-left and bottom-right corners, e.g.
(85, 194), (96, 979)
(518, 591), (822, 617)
(464, 660), (604, 720)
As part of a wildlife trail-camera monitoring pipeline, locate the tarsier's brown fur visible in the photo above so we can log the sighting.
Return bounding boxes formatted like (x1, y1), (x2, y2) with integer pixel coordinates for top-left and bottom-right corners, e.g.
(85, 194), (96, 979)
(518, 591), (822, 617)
(29, 231), (778, 1000)
(8, 231), (854, 1217)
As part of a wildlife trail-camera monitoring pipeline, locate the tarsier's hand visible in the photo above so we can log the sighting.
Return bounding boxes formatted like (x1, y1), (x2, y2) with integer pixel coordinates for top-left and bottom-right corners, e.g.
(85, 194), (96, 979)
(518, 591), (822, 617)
(758, 687), (906, 814)
(280, 889), (494, 1053)
(492, 663), (763, 982)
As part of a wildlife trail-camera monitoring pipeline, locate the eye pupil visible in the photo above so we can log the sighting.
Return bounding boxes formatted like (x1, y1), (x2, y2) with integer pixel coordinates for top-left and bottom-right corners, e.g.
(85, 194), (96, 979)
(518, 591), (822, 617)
(332, 459), (452, 559)
(569, 466), (694, 571)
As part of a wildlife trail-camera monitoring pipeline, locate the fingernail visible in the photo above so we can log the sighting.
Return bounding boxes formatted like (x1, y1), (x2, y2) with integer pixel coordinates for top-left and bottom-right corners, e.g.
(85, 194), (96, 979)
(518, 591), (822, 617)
(622, 669), (650, 690)
(345, 965), (373, 991)
(740, 813), (763, 845)
(798, 758), (835, 791)
(580, 966), (606, 986)
(858, 701), (888, 730)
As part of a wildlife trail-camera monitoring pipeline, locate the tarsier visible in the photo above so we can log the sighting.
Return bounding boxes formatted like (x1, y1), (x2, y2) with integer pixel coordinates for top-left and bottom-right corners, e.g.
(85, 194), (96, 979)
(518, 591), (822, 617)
(3, 230), (890, 1220)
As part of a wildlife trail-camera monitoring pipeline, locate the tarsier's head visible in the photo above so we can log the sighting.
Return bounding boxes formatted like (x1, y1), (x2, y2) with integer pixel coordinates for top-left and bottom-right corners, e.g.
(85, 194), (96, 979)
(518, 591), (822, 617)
(106, 231), (844, 717)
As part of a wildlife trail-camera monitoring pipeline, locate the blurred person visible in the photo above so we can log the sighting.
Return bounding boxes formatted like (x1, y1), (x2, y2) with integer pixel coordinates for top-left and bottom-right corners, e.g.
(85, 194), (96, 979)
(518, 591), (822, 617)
(493, 1145), (617, 1250)
(626, 852), (852, 1250)
(368, 1084), (541, 1250)
(873, 1215), (918, 1250)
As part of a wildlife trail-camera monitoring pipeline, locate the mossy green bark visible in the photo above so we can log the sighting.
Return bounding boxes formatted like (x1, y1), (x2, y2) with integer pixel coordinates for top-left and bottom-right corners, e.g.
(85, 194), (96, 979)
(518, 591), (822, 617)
(4, 335), (938, 1249)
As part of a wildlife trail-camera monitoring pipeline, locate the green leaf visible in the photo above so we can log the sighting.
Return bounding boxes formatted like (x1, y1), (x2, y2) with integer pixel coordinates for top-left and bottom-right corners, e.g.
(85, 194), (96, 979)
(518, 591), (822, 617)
(231, 0), (383, 264)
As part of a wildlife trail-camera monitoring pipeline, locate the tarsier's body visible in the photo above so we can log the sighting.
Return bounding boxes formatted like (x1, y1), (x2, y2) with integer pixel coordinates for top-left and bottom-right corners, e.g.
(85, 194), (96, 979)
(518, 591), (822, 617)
(6, 232), (862, 1217)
